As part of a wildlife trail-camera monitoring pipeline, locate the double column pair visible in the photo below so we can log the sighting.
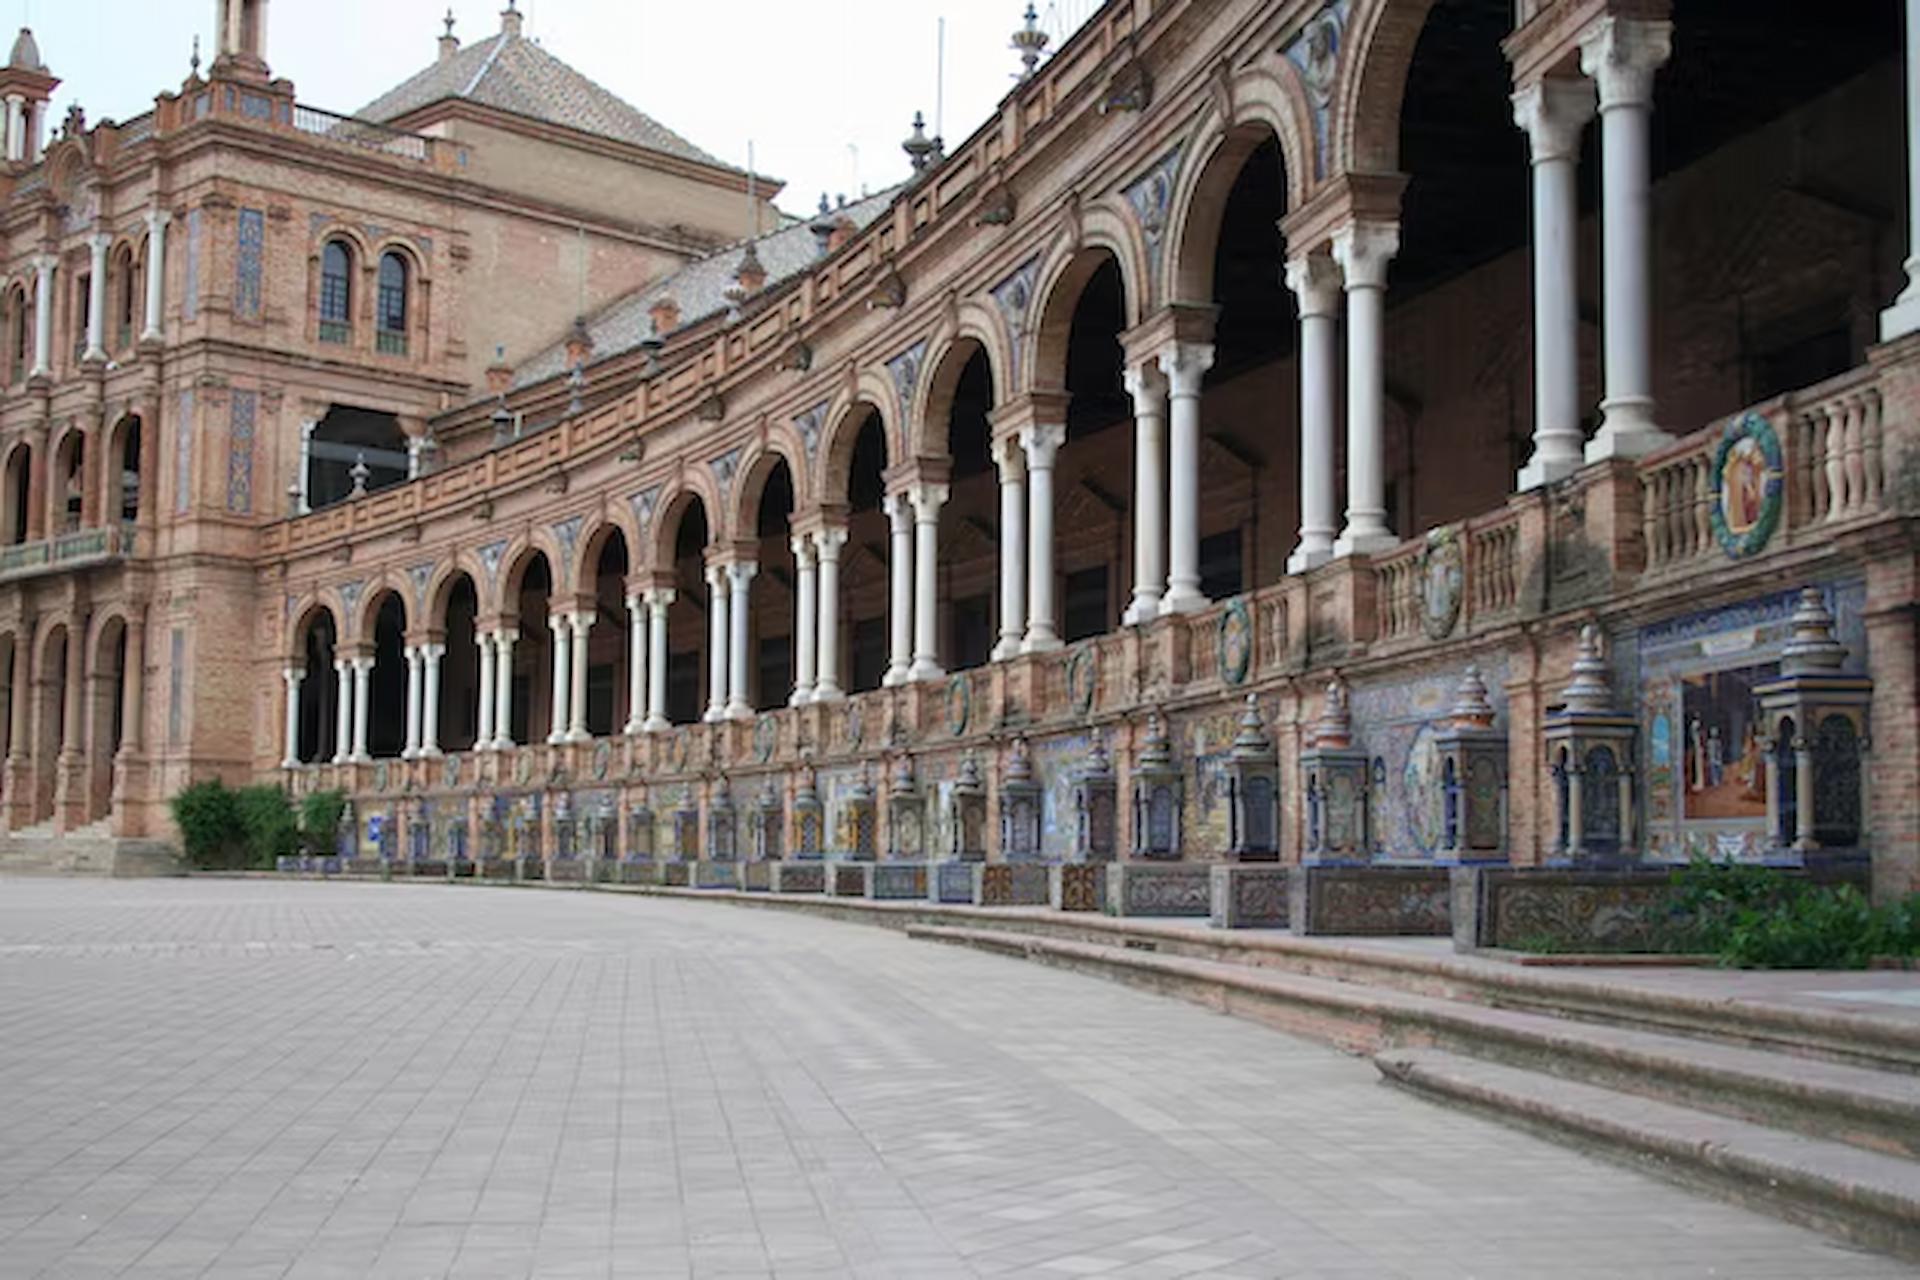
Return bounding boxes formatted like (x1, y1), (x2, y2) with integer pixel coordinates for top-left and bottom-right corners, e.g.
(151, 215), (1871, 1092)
(787, 524), (848, 704)
(318, 654), (373, 765)
(701, 558), (761, 721)
(1121, 342), (1214, 623)
(991, 423), (1068, 656)
(882, 484), (948, 684)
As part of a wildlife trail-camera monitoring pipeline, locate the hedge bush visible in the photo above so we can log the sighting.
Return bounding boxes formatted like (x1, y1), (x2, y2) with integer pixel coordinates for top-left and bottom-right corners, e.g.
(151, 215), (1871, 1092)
(1671, 859), (1920, 969)
(170, 779), (243, 869)
(235, 785), (299, 869)
(300, 789), (347, 856)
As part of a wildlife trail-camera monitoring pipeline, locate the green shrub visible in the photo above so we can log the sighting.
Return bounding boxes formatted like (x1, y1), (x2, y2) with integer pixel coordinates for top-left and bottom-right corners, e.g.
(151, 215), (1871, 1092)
(1670, 858), (1920, 969)
(300, 789), (348, 856)
(169, 779), (243, 869)
(234, 785), (298, 870)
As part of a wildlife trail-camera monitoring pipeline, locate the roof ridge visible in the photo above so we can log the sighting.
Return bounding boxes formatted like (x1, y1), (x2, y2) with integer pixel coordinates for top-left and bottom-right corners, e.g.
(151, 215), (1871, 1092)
(460, 31), (510, 98)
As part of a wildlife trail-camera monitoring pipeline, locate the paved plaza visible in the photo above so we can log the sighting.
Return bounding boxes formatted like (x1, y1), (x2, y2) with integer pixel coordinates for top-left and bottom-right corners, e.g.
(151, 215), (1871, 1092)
(0, 879), (1911, 1280)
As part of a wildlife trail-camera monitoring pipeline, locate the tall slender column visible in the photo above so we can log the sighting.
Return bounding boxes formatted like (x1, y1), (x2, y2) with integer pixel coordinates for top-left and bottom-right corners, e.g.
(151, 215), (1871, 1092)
(420, 644), (443, 757)
(6, 626), (28, 765)
(1580, 17), (1672, 462)
(909, 484), (947, 681)
(332, 658), (353, 764)
(476, 629), (497, 749)
(142, 210), (170, 343)
(546, 614), (572, 744)
(992, 438), (1026, 660)
(790, 536), (817, 705)
(120, 612), (145, 755)
(567, 612), (590, 741)
(3, 96), (21, 163)
(282, 668), (302, 769)
(1123, 364), (1168, 623)
(30, 255), (53, 380)
(813, 526), (847, 701)
(1514, 79), (1597, 490)
(402, 645), (423, 759)
(492, 630), (517, 749)
(350, 656), (373, 762)
(883, 493), (913, 685)
(1285, 253), (1342, 573)
(726, 560), (756, 720)
(624, 594), (647, 734)
(1158, 344), (1212, 614)
(1886, 0), (1920, 337)
(1331, 222), (1400, 557)
(84, 234), (110, 363)
(60, 625), (83, 760)
(704, 564), (729, 722)
(1021, 423), (1065, 652)
(644, 589), (672, 731)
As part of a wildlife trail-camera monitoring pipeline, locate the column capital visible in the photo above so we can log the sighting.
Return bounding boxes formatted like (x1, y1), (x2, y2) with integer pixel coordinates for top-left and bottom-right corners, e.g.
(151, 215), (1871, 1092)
(352, 654), (376, 673)
(727, 559), (759, 587)
(704, 561), (728, 591)
(569, 611), (593, 638)
(1155, 341), (1215, 398)
(1512, 77), (1596, 163)
(812, 524), (849, 557)
(1122, 359), (1168, 408)
(549, 611), (573, 634)
(32, 253), (54, 278)
(883, 489), (913, 527)
(422, 643), (445, 660)
(1578, 16), (1671, 111)
(283, 666), (304, 683)
(1019, 421), (1066, 468)
(908, 482), (949, 520)
(145, 206), (172, 231)
(88, 231), (112, 255)
(1120, 303), (1218, 371)
(642, 586), (677, 608)
(789, 532), (815, 564)
(988, 389), (1072, 444)
(488, 626), (520, 644)
(1331, 221), (1400, 290)
(992, 432), (1027, 478)
(1284, 252), (1343, 318)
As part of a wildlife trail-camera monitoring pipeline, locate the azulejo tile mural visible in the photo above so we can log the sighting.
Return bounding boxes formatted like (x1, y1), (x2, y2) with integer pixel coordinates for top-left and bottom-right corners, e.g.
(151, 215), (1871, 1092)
(1631, 581), (1867, 862)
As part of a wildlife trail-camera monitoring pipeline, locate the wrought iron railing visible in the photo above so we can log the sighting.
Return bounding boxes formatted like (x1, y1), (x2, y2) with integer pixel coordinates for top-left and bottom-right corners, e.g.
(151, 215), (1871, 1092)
(291, 104), (430, 162)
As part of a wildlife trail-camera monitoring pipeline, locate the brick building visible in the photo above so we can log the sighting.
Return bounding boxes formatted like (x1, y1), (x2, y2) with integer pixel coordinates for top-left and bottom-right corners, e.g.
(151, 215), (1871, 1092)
(6, 0), (1920, 910)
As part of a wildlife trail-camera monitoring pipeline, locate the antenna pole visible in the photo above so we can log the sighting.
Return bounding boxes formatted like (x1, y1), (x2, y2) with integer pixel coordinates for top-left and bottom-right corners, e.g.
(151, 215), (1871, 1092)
(747, 141), (757, 236)
(935, 17), (946, 143)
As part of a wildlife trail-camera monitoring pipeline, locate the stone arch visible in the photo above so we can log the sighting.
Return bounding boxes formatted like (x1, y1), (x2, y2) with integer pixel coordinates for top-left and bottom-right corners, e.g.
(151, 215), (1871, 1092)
(286, 596), (341, 664)
(1166, 102), (1306, 304)
(817, 383), (896, 508)
(496, 535), (563, 623)
(2, 437), (31, 543)
(85, 609), (131, 822)
(730, 438), (807, 544)
(1029, 242), (1135, 394)
(351, 577), (410, 648)
(423, 552), (487, 634)
(647, 469), (722, 575)
(572, 511), (639, 597)
(1332, 0), (1441, 179)
(912, 310), (1006, 460)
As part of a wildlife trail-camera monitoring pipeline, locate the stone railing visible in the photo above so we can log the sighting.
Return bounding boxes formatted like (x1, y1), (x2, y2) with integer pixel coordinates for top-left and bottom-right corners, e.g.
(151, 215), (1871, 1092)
(0, 523), (137, 584)
(290, 105), (431, 163)
(1642, 366), (1887, 574)
(1465, 510), (1521, 619)
(1374, 541), (1424, 643)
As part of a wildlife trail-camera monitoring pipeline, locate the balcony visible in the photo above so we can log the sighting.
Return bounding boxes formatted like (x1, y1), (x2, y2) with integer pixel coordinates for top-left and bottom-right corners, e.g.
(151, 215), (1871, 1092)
(318, 321), (351, 346)
(376, 330), (409, 357)
(0, 524), (138, 585)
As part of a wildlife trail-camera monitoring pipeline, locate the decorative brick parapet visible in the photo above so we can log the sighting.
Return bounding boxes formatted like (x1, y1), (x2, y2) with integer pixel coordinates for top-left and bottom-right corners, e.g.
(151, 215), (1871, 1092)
(1104, 863), (1212, 918)
(1289, 865), (1452, 936)
(1209, 865), (1291, 930)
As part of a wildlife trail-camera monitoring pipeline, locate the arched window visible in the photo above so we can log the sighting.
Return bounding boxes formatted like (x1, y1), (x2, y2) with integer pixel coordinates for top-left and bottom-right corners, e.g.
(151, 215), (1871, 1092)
(376, 251), (408, 355)
(318, 240), (352, 343)
(114, 246), (137, 351)
(3, 287), (19, 384)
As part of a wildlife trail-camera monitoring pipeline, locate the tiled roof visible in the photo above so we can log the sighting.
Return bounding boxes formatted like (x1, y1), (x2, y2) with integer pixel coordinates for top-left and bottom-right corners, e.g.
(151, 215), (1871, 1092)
(357, 30), (727, 170)
(510, 191), (897, 391)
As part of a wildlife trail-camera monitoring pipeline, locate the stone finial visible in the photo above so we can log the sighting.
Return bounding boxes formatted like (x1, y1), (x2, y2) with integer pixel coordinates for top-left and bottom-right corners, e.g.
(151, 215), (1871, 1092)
(1136, 711), (1173, 770)
(564, 316), (593, 369)
(1781, 587), (1847, 675)
(1004, 737), (1034, 785)
(1230, 694), (1273, 759)
(1313, 679), (1352, 749)
(757, 779), (780, 812)
(1084, 734), (1114, 779)
(956, 750), (984, 794)
(648, 296), (680, 337)
(348, 452), (370, 498)
(9, 27), (44, 72)
(794, 765), (819, 804)
(500, 0), (524, 38)
(438, 9), (459, 61)
(848, 762), (875, 801)
(485, 346), (513, 396)
(890, 754), (917, 796)
(1448, 664), (1496, 730)
(710, 775), (734, 808)
(1559, 625), (1615, 714)
(1011, 3), (1049, 80)
(735, 241), (766, 294)
(903, 112), (937, 173)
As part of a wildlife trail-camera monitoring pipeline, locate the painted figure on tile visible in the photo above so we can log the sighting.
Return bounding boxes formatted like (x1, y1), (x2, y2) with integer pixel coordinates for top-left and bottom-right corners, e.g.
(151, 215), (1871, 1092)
(1680, 662), (1778, 821)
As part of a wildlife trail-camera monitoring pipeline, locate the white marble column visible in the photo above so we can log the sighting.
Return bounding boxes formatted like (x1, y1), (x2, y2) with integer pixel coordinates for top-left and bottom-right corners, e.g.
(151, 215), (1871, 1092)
(1580, 17), (1672, 462)
(1514, 79), (1597, 490)
(1021, 422), (1065, 652)
(909, 483), (947, 681)
(84, 234), (110, 362)
(813, 526), (847, 701)
(567, 612), (590, 741)
(1157, 344), (1212, 614)
(1331, 222), (1400, 557)
(332, 658), (353, 765)
(624, 594), (646, 734)
(704, 564), (729, 722)
(790, 536), (817, 705)
(30, 255), (53, 379)
(992, 437), (1026, 660)
(142, 209), (170, 343)
(1887, 0), (1920, 337)
(492, 630), (517, 749)
(1122, 363), (1167, 623)
(420, 644), (443, 757)
(402, 645), (424, 759)
(351, 656), (374, 763)
(883, 492), (913, 686)
(546, 614), (572, 744)
(282, 668), (303, 769)
(644, 589), (672, 731)
(727, 559), (756, 719)
(3, 96), (21, 163)
(476, 630), (497, 749)
(1285, 253), (1342, 573)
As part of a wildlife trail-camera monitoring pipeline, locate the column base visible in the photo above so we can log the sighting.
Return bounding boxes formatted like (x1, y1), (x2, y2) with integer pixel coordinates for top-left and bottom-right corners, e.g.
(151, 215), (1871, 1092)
(1515, 449), (1583, 493)
(908, 660), (945, 682)
(565, 730), (591, 744)
(1332, 528), (1397, 558)
(1285, 543), (1333, 576)
(1021, 632), (1062, 655)
(1882, 283), (1920, 342)
(702, 707), (727, 724)
(547, 732), (570, 745)
(623, 720), (645, 735)
(881, 667), (909, 688)
(726, 702), (753, 722)
(1584, 398), (1669, 463)
(991, 637), (1023, 662)
(1159, 584), (1207, 616)
(1122, 594), (1161, 626)
(643, 716), (671, 733)
(419, 747), (442, 759)
(787, 689), (813, 708)
(811, 685), (846, 703)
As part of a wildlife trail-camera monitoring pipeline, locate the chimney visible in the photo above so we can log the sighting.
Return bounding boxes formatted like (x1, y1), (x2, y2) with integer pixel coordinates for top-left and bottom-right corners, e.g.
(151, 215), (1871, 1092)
(499, 0), (523, 38)
(485, 345), (513, 396)
(734, 242), (766, 295)
(564, 316), (594, 369)
(826, 218), (856, 255)
(648, 296), (680, 337)
(438, 8), (459, 61)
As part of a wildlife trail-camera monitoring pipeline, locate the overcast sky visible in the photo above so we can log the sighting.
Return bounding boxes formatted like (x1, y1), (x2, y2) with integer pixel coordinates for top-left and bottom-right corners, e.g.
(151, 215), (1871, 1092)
(27, 0), (1098, 218)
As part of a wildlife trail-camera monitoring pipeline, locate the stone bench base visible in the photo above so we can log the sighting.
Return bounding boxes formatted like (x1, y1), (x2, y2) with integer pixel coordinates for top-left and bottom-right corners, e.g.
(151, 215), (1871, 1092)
(548, 860), (586, 883)
(980, 863), (1049, 906)
(659, 862), (690, 887)
(1051, 864), (1108, 912)
(831, 862), (871, 897)
(931, 862), (979, 904)
(692, 861), (741, 889)
(869, 863), (928, 900)
(1209, 865), (1290, 929)
(1291, 864), (1451, 936)
(742, 861), (773, 892)
(771, 863), (826, 894)
(1104, 863), (1212, 917)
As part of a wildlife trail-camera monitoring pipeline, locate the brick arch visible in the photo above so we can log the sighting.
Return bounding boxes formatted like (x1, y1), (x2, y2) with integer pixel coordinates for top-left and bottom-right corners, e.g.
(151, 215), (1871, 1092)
(1164, 79), (1311, 304)
(494, 527), (567, 621)
(646, 470), (722, 577)
(1332, 0), (1441, 179)
(911, 304), (1008, 460)
(572, 513), (637, 597)
(423, 552), (487, 633)
(351, 578), (410, 648)
(1028, 237), (1136, 395)
(816, 387), (893, 512)
(729, 440), (805, 546)
(285, 592), (345, 664)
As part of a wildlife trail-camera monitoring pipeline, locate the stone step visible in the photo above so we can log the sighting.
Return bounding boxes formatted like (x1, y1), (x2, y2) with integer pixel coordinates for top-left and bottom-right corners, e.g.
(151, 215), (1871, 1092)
(1374, 1048), (1920, 1264)
(907, 923), (1920, 1159)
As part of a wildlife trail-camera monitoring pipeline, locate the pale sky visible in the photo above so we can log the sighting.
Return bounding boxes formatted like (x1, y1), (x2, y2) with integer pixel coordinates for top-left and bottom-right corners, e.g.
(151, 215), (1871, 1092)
(27, 0), (1099, 218)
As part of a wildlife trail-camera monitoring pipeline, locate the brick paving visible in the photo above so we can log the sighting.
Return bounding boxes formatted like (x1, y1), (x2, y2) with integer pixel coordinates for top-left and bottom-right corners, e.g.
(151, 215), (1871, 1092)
(0, 878), (1909, 1280)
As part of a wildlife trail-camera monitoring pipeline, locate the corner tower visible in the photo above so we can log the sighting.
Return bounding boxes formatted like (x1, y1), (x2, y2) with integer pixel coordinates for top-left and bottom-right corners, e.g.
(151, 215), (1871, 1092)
(0, 29), (55, 164)
(213, 0), (270, 79)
